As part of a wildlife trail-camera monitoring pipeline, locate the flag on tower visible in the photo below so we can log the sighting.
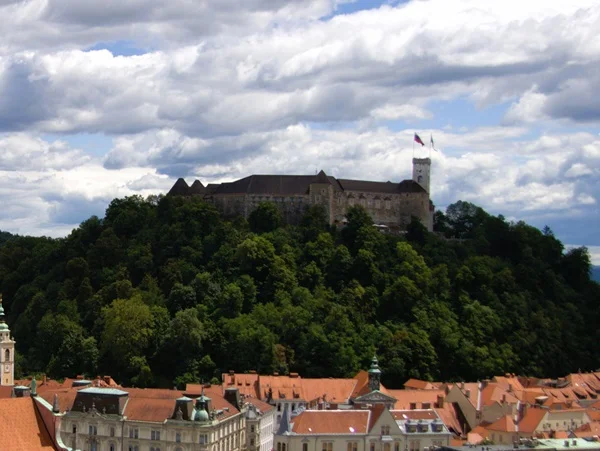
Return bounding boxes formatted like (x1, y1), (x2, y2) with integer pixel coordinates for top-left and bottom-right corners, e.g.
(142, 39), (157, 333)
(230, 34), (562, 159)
(414, 133), (425, 146)
(430, 134), (437, 151)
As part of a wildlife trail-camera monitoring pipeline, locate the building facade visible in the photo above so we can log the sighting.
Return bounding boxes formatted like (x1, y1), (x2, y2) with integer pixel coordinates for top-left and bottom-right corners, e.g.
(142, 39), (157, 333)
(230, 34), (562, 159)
(40, 386), (248, 451)
(168, 159), (434, 231)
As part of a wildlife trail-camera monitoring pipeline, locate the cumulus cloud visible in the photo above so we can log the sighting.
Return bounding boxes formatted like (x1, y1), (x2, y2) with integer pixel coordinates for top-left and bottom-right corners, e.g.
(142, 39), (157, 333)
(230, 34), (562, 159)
(0, 0), (598, 250)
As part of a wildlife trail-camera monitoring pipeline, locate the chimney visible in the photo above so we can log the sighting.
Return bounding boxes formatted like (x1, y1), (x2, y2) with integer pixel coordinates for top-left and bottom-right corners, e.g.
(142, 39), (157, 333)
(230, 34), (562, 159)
(273, 371), (279, 376)
(437, 395), (444, 408)
(249, 370), (257, 374)
(224, 387), (241, 411)
(42, 374), (47, 385)
(508, 383), (513, 392)
(229, 370), (235, 384)
(502, 394), (507, 404)
(461, 382), (465, 390)
(104, 376), (112, 384)
(290, 372), (299, 378)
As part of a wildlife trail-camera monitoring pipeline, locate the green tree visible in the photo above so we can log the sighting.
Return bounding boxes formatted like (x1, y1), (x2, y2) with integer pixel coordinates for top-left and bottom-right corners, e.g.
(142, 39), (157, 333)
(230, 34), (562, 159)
(248, 202), (282, 234)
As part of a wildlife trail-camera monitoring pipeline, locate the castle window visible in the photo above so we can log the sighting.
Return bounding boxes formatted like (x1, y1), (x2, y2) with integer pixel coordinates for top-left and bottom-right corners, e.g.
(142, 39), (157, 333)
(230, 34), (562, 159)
(316, 195), (322, 202)
(418, 175), (423, 183)
(176, 432), (181, 443)
(385, 200), (391, 209)
(375, 200), (381, 209)
(360, 199), (366, 207)
(367, 199), (373, 207)
(110, 427), (115, 437)
(349, 199), (355, 206)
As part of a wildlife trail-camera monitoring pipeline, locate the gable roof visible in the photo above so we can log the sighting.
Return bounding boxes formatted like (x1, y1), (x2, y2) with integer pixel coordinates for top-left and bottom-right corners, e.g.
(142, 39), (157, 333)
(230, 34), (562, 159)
(168, 178), (190, 196)
(517, 407), (548, 433)
(0, 397), (58, 450)
(291, 410), (371, 434)
(403, 379), (440, 390)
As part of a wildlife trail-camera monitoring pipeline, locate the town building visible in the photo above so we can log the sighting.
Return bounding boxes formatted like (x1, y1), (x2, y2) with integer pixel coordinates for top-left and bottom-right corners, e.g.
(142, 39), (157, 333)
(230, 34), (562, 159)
(167, 159), (435, 231)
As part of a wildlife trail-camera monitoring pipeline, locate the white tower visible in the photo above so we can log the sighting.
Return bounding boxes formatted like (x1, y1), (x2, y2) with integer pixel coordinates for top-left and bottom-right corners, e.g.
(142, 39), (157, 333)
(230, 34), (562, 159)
(412, 157), (431, 193)
(0, 294), (15, 386)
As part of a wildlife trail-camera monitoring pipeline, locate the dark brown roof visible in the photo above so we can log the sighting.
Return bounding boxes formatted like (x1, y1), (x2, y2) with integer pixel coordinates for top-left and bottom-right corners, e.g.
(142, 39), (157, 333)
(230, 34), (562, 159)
(168, 178), (190, 196)
(190, 180), (206, 194)
(169, 172), (422, 197)
(338, 179), (425, 194)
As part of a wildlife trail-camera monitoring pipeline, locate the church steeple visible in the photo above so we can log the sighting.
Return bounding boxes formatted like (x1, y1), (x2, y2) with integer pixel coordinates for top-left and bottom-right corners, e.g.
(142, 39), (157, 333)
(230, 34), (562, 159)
(368, 355), (382, 392)
(0, 294), (15, 386)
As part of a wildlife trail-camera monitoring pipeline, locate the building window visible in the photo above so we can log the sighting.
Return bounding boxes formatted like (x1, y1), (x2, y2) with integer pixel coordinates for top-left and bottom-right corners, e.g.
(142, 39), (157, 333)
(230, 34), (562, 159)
(422, 403), (431, 409)
(322, 442), (333, 451)
(278, 443), (282, 451)
(89, 425), (97, 435)
(375, 200), (381, 209)
(381, 425), (390, 435)
(409, 403), (416, 410)
(250, 425), (255, 433)
(151, 430), (161, 440)
(200, 434), (209, 444)
(176, 432), (181, 443)
(110, 427), (115, 437)
(91, 440), (97, 451)
(4, 349), (9, 361)
(395, 443), (400, 451)
(348, 442), (358, 451)
(349, 198), (355, 206)
(277, 404), (281, 412)
(72, 424), (77, 434)
(303, 444), (308, 451)
(110, 444), (115, 451)
(129, 428), (139, 439)
(370, 443), (375, 451)
(151, 448), (161, 451)
(384, 444), (391, 451)
(385, 200), (391, 209)
(251, 439), (255, 446)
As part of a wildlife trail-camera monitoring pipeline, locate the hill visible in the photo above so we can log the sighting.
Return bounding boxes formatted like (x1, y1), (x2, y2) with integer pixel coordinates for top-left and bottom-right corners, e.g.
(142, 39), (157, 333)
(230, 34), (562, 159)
(0, 196), (597, 388)
(592, 266), (600, 283)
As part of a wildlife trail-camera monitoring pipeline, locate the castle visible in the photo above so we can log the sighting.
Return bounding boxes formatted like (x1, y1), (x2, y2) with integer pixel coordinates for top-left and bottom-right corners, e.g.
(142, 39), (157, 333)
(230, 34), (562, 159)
(168, 158), (434, 231)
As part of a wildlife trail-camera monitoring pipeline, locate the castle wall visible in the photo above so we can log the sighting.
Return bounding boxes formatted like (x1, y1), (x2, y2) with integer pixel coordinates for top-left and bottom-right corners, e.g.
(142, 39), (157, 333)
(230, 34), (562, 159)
(209, 193), (310, 225)
(331, 190), (432, 231)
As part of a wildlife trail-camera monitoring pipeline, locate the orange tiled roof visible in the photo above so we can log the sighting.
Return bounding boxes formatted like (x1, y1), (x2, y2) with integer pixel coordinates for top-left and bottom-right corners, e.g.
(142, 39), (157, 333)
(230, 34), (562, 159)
(301, 378), (357, 404)
(0, 397), (58, 450)
(292, 410), (370, 434)
(574, 421), (600, 438)
(480, 383), (519, 407)
(517, 407), (547, 433)
(403, 379), (440, 390)
(486, 415), (517, 432)
(245, 397), (275, 413)
(125, 398), (177, 422)
(387, 389), (444, 410)
(492, 376), (524, 392)
(222, 373), (260, 398)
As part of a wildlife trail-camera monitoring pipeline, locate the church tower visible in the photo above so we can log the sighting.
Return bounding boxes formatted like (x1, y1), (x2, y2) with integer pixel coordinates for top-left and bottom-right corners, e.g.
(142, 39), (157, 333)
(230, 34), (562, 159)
(368, 355), (382, 392)
(0, 294), (15, 386)
(412, 158), (431, 193)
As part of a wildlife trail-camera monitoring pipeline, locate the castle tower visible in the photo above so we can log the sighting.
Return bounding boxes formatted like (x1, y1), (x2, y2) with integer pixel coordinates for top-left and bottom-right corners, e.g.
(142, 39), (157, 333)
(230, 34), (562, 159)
(412, 158), (431, 193)
(0, 294), (15, 386)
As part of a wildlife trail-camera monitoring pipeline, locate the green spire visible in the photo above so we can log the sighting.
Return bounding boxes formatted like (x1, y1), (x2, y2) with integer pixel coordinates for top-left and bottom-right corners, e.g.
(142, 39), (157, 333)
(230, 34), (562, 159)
(368, 355), (381, 375)
(0, 294), (8, 332)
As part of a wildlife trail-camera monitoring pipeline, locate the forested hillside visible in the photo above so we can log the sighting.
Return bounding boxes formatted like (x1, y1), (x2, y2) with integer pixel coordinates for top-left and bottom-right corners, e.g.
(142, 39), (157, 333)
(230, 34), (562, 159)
(0, 196), (597, 388)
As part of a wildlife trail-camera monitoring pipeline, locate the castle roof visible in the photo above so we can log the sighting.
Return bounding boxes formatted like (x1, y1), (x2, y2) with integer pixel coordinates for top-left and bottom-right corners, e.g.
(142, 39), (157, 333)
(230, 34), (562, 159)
(168, 178), (191, 196)
(171, 173), (425, 197)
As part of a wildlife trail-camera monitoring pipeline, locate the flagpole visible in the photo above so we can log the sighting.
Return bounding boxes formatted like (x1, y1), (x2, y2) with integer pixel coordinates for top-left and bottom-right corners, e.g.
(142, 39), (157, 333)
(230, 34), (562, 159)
(412, 133), (415, 158)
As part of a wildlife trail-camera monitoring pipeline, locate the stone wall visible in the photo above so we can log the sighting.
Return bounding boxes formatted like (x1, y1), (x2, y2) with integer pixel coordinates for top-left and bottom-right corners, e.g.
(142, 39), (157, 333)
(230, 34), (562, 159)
(205, 187), (432, 231)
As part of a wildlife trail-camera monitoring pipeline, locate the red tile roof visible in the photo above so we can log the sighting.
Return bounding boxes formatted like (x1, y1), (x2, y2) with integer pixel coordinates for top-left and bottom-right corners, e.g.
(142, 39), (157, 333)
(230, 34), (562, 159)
(574, 421), (600, 438)
(387, 389), (444, 410)
(486, 415), (517, 432)
(403, 379), (440, 390)
(0, 397), (58, 450)
(124, 397), (178, 422)
(517, 407), (547, 434)
(291, 410), (370, 434)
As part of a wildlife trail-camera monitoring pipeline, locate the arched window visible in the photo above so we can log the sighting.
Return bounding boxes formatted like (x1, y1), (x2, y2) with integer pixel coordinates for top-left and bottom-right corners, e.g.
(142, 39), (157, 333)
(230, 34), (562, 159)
(417, 175), (423, 183)
(282, 444), (287, 451)
(4, 349), (9, 362)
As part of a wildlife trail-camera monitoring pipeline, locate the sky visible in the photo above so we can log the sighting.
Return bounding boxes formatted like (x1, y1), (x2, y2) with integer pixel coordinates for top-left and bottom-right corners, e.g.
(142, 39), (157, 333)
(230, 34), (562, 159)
(0, 0), (599, 264)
